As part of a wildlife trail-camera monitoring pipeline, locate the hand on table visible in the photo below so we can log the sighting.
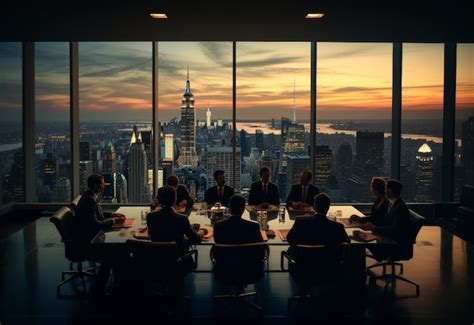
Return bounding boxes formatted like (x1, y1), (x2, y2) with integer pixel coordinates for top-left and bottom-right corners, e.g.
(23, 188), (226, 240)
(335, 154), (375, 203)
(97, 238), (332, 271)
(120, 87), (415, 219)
(359, 222), (375, 231)
(113, 216), (126, 225)
(349, 214), (362, 223)
(197, 229), (208, 237)
(291, 202), (304, 209)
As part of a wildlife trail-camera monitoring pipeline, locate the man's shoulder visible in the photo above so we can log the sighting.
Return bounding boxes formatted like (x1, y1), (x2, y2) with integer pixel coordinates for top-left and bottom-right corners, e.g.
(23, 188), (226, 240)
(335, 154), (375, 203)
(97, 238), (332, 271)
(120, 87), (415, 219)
(206, 185), (217, 192)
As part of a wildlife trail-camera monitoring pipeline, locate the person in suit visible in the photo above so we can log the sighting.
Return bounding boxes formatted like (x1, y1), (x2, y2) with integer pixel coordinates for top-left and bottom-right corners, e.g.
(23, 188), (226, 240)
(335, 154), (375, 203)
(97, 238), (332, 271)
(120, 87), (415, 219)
(154, 175), (194, 210)
(204, 170), (235, 207)
(359, 179), (411, 245)
(248, 166), (280, 207)
(349, 177), (390, 225)
(73, 173), (126, 246)
(147, 186), (204, 257)
(287, 193), (350, 246)
(73, 174), (126, 297)
(285, 170), (320, 209)
(214, 195), (263, 244)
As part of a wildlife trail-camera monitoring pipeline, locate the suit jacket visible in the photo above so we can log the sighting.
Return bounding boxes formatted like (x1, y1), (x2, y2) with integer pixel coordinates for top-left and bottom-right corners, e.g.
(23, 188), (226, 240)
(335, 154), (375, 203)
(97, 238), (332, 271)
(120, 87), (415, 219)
(360, 198), (390, 225)
(157, 184), (194, 209)
(374, 198), (411, 244)
(204, 185), (234, 207)
(287, 213), (350, 246)
(213, 215), (263, 244)
(248, 181), (280, 206)
(146, 206), (201, 255)
(73, 189), (114, 244)
(285, 184), (320, 207)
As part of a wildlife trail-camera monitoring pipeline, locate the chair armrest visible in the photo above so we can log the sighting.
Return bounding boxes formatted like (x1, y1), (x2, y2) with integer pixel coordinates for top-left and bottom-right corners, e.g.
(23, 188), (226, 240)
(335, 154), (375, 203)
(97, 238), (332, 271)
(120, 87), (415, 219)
(280, 250), (296, 271)
(210, 246), (216, 265)
(177, 249), (198, 270)
(263, 245), (270, 262)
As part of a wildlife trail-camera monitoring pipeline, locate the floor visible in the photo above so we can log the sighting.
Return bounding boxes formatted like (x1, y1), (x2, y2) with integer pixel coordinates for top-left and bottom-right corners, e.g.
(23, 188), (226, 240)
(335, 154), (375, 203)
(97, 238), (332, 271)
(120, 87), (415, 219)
(1, 217), (474, 324)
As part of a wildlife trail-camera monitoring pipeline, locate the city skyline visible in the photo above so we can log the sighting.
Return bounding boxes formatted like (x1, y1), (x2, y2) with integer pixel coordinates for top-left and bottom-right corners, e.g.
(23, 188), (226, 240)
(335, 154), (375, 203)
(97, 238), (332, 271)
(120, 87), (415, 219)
(0, 42), (473, 122)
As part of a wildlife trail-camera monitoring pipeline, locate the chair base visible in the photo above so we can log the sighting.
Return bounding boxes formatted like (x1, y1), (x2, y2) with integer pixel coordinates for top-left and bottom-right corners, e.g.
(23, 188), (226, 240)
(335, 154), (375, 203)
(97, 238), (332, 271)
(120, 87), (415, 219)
(214, 290), (263, 316)
(57, 261), (96, 296)
(367, 261), (420, 296)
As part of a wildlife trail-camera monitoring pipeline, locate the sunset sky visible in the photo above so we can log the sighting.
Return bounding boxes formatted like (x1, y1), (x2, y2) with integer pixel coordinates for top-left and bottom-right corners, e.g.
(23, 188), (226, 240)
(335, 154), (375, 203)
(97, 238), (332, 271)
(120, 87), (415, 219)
(0, 42), (472, 122)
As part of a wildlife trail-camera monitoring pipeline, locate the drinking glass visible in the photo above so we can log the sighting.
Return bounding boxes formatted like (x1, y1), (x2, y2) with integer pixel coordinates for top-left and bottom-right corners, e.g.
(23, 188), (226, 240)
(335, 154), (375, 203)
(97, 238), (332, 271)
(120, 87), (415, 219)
(278, 207), (286, 223)
(141, 210), (148, 226)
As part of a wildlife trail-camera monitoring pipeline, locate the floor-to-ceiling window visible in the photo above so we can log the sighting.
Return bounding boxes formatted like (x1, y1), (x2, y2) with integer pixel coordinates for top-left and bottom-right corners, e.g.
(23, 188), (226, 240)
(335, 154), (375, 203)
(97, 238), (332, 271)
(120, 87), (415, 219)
(35, 42), (71, 203)
(455, 43), (474, 200)
(402, 44), (444, 202)
(158, 42), (233, 202)
(0, 43), (24, 206)
(79, 42), (152, 204)
(236, 42), (311, 202)
(317, 42), (392, 203)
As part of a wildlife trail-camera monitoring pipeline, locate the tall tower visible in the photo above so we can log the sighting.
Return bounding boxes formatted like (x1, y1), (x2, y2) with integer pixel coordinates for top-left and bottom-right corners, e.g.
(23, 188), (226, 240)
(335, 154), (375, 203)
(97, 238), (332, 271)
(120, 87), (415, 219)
(206, 106), (212, 128)
(415, 143), (434, 202)
(177, 67), (199, 168)
(104, 140), (117, 173)
(129, 126), (148, 203)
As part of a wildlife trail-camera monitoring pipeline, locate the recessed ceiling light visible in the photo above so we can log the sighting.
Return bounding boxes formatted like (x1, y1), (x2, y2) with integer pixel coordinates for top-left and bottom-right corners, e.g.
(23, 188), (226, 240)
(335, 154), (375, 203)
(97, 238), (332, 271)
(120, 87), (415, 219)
(305, 13), (325, 19)
(150, 13), (168, 19)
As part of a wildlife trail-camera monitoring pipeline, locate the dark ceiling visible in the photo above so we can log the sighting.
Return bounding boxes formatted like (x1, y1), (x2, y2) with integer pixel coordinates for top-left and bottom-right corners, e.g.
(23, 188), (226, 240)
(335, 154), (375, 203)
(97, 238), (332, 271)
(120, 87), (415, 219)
(1, 0), (473, 42)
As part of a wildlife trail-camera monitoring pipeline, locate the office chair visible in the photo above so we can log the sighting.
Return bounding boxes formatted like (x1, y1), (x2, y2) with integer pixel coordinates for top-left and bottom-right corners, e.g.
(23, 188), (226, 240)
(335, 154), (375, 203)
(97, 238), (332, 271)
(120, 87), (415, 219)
(281, 243), (348, 315)
(70, 195), (81, 214)
(50, 206), (96, 296)
(210, 242), (269, 317)
(366, 210), (425, 296)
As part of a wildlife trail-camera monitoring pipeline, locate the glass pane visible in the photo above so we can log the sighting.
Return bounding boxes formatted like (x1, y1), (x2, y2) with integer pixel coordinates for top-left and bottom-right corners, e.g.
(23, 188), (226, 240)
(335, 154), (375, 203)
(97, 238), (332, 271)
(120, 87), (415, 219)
(35, 42), (70, 202)
(317, 42), (392, 202)
(0, 43), (23, 206)
(79, 42), (152, 203)
(402, 44), (444, 202)
(237, 42), (311, 202)
(455, 44), (474, 200)
(159, 42), (233, 202)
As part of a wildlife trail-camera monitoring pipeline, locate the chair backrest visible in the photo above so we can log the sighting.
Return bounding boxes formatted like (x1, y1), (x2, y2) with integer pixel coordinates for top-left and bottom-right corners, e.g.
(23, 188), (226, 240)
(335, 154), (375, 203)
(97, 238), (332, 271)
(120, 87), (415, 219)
(126, 239), (179, 278)
(408, 209), (426, 244)
(49, 206), (74, 242)
(211, 242), (269, 285)
(460, 185), (474, 210)
(70, 195), (82, 214)
(290, 243), (347, 283)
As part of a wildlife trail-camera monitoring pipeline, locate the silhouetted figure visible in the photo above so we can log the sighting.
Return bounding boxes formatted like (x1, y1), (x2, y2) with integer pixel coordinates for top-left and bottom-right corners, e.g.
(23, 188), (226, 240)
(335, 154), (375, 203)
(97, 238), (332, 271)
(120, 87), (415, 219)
(286, 170), (320, 208)
(248, 166), (280, 207)
(214, 195), (263, 244)
(204, 170), (235, 207)
(349, 176), (389, 225)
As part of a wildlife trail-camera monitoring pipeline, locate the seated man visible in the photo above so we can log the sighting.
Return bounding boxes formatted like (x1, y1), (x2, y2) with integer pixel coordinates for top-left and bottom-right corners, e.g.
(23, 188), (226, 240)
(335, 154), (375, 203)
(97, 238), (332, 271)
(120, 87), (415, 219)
(73, 173), (126, 296)
(204, 169), (235, 207)
(286, 170), (320, 209)
(214, 195), (263, 244)
(359, 179), (411, 253)
(349, 176), (389, 225)
(287, 193), (350, 246)
(248, 166), (280, 207)
(147, 186), (204, 258)
(155, 175), (194, 210)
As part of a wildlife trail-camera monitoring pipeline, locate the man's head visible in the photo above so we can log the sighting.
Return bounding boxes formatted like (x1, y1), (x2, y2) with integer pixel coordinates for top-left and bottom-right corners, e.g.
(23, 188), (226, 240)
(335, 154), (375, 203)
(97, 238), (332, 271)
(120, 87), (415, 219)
(370, 177), (386, 197)
(159, 186), (176, 207)
(229, 195), (246, 217)
(386, 179), (402, 200)
(214, 170), (226, 187)
(313, 193), (331, 215)
(300, 170), (312, 186)
(166, 175), (179, 189)
(88, 174), (105, 193)
(260, 166), (271, 184)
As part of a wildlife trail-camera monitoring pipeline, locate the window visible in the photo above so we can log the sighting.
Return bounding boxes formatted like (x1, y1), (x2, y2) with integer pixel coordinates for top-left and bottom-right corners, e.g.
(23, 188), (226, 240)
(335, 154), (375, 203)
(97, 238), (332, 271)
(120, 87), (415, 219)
(0, 43), (23, 206)
(35, 42), (71, 202)
(402, 44), (444, 202)
(237, 42), (311, 202)
(455, 44), (474, 200)
(79, 42), (152, 203)
(159, 42), (233, 201)
(317, 42), (392, 202)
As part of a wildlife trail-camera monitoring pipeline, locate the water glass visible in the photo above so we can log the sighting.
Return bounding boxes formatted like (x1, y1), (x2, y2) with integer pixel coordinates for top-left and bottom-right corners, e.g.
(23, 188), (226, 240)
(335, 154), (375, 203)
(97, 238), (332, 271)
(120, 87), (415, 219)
(140, 210), (148, 226)
(278, 207), (286, 223)
(336, 210), (342, 218)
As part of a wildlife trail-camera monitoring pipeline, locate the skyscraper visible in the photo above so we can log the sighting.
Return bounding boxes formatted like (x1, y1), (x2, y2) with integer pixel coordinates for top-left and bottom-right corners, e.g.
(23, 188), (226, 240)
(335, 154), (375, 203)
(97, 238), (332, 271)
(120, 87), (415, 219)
(206, 146), (241, 190)
(462, 117), (474, 186)
(315, 145), (332, 188)
(415, 143), (434, 202)
(239, 130), (250, 160)
(129, 130), (148, 203)
(336, 142), (352, 182)
(206, 107), (212, 128)
(255, 130), (264, 152)
(52, 177), (71, 202)
(79, 141), (91, 161)
(286, 154), (310, 197)
(177, 68), (199, 168)
(164, 134), (174, 161)
(104, 140), (117, 173)
(79, 160), (93, 194)
(43, 152), (58, 188)
(284, 123), (305, 155)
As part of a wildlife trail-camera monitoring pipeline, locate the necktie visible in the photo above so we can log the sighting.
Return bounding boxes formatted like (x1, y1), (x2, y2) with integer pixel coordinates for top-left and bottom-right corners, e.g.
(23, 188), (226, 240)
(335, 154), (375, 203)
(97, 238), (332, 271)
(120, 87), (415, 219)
(218, 187), (223, 200)
(302, 186), (307, 202)
(263, 183), (267, 195)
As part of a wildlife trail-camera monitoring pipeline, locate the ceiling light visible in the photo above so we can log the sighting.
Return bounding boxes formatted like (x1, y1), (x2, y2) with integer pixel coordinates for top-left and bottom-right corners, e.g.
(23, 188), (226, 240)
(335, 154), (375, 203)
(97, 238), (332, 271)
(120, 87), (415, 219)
(150, 13), (168, 19)
(305, 13), (325, 19)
